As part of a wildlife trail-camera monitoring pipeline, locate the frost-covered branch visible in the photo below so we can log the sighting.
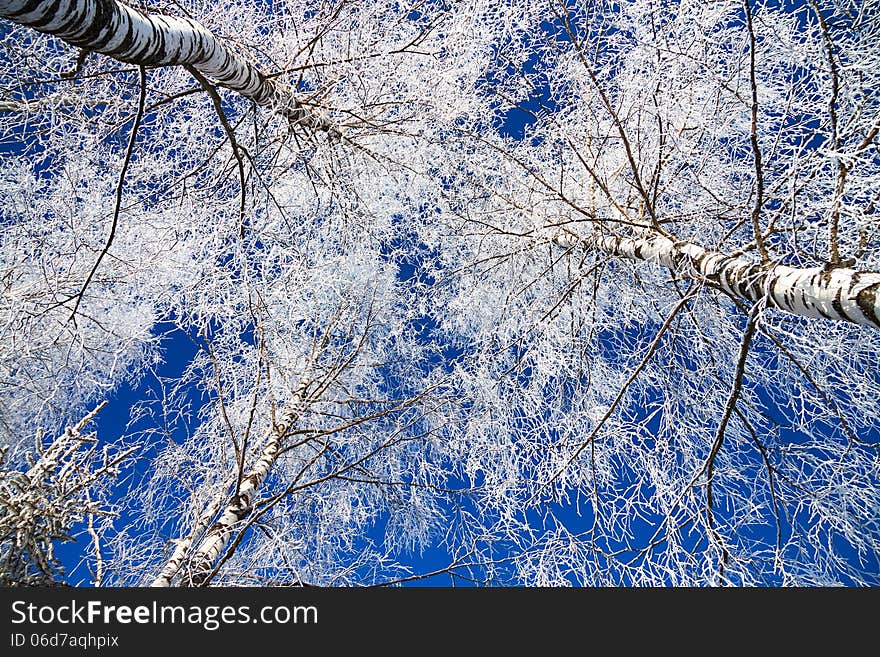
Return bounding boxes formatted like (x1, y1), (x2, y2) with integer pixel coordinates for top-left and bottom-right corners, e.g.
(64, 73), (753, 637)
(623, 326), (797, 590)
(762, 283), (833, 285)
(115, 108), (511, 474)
(0, 402), (134, 586)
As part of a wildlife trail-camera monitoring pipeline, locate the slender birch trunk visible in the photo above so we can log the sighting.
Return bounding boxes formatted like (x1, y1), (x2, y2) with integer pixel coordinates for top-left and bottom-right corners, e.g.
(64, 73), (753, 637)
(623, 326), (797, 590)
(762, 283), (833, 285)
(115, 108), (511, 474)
(148, 488), (228, 587)
(554, 229), (880, 327)
(0, 0), (340, 136)
(183, 434), (281, 586)
(150, 403), (302, 586)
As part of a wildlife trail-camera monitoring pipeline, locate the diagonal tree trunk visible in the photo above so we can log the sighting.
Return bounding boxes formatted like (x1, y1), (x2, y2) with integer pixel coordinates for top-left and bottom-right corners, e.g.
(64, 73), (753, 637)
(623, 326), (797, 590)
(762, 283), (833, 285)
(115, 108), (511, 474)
(0, 0), (340, 136)
(553, 228), (880, 328)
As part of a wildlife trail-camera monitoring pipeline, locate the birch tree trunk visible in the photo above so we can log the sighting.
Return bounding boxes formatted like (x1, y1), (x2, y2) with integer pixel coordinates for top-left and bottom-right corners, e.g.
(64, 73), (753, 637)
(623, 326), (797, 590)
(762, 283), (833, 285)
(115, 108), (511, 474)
(0, 0), (339, 135)
(147, 488), (228, 588)
(149, 402), (302, 587)
(551, 228), (880, 328)
(184, 441), (278, 586)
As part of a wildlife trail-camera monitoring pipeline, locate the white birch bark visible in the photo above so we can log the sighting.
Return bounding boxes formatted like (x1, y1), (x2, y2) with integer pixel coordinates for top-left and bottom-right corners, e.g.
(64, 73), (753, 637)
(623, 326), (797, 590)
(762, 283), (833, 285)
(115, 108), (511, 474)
(0, 0), (340, 136)
(182, 438), (279, 586)
(552, 229), (880, 328)
(179, 403), (303, 586)
(147, 488), (227, 587)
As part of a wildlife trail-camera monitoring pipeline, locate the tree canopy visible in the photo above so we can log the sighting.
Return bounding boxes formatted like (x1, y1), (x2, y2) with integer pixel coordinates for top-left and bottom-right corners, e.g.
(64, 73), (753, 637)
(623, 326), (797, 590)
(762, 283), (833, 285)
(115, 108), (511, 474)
(1, 0), (879, 586)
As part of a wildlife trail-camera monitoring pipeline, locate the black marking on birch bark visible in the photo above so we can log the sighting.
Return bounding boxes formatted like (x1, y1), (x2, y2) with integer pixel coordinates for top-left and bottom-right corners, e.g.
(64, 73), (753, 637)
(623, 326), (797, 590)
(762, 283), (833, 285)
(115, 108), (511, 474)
(18, 1), (48, 28)
(670, 247), (686, 272)
(733, 264), (748, 299)
(751, 265), (769, 301)
(93, 10), (122, 52)
(112, 15), (136, 60)
(54, 3), (86, 34)
(784, 286), (797, 314)
(705, 269), (721, 288)
(768, 274), (782, 311)
(723, 263), (742, 297)
(754, 266), (770, 300)
(706, 257), (725, 290)
(47, 0), (68, 22)
(800, 277), (815, 316)
(832, 286), (846, 321)
(72, 3), (113, 48)
(12, 0), (52, 22)
(856, 282), (880, 327)
(805, 273), (835, 320)
(233, 496), (249, 515)
(142, 21), (165, 65)
(796, 285), (810, 316)
(734, 264), (762, 301)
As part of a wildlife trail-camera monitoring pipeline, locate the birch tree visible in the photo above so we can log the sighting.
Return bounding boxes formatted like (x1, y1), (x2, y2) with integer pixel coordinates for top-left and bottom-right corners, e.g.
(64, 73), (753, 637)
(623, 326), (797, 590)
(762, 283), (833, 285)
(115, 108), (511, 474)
(0, 402), (132, 586)
(420, 0), (880, 585)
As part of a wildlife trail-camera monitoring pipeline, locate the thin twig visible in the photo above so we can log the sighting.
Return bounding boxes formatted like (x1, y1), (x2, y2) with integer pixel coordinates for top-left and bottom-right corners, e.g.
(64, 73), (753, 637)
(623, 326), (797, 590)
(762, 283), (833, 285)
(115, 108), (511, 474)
(184, 65), (249, 237)
(704, 301), (761, 584)
(744, 0), (769, 264)
(69, 66), (147, 322)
